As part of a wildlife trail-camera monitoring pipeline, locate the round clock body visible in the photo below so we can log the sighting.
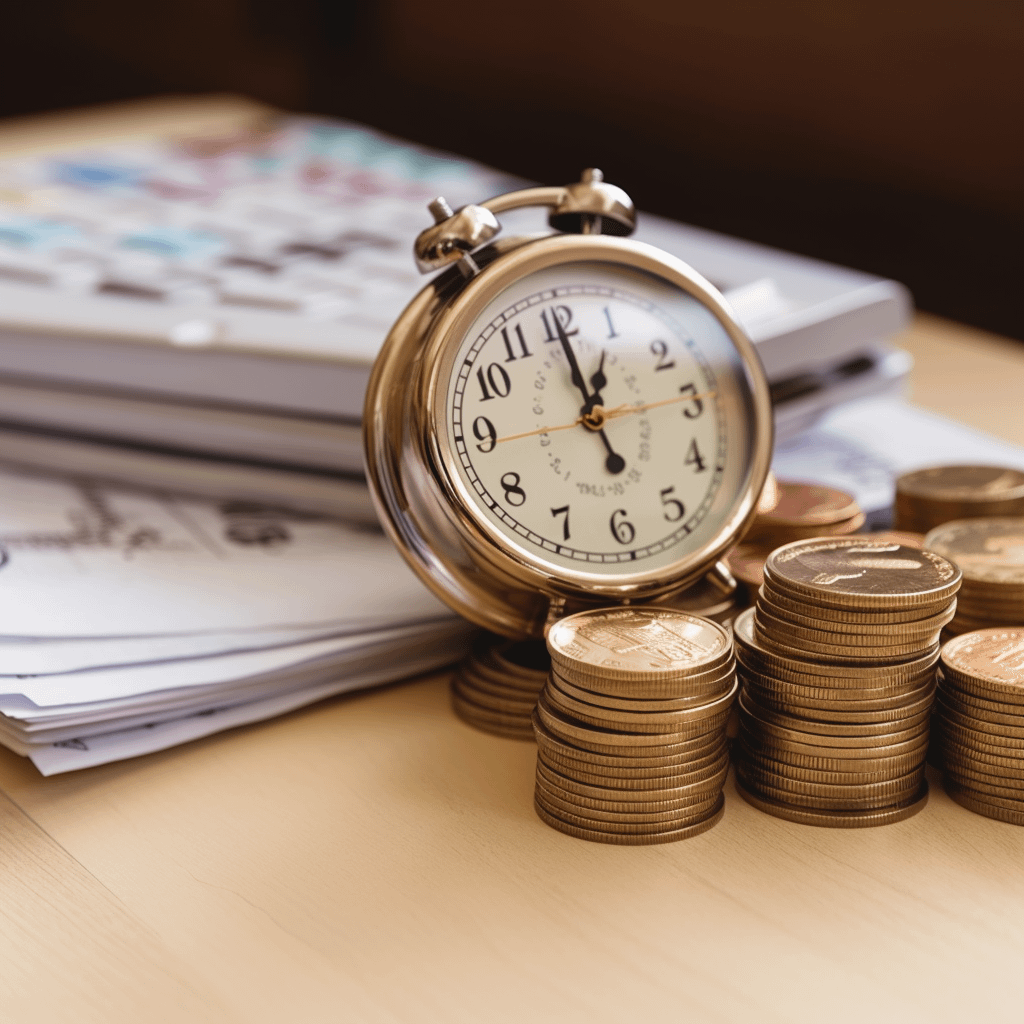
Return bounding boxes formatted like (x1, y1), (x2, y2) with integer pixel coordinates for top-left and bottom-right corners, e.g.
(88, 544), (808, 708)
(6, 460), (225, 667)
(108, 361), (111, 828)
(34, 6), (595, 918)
(364, 232), (773, 638)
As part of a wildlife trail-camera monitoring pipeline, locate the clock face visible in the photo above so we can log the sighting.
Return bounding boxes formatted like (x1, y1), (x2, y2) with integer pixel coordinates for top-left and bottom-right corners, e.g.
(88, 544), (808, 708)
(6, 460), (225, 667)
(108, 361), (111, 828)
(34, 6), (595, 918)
(439, 260), (760, 580)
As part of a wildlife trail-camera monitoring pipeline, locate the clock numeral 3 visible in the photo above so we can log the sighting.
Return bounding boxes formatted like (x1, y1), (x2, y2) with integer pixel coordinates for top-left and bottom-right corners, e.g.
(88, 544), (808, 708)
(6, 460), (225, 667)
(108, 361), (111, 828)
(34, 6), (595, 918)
(476, 363), (512, 401)
(550, 505), (570, 541)
(679, 382), (704, 419)
(500, 472), (527, 506)
(609, 508), (635, 545)
(472, 416), (497, 453)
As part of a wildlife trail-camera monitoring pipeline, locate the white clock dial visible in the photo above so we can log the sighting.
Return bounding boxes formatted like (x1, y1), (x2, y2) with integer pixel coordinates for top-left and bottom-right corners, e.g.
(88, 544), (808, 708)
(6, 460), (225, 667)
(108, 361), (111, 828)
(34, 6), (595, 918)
(442, 261), (758, 578)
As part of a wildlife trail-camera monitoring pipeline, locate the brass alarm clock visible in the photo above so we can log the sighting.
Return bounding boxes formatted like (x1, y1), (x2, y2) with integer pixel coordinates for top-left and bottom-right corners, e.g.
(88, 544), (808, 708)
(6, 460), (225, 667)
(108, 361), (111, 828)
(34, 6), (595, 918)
(363, 170), (773, 638)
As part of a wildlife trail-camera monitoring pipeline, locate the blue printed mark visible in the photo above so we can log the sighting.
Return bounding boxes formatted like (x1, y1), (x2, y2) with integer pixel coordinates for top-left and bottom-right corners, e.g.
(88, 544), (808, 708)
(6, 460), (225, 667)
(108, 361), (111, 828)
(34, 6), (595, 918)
(0, 217), (79, 249)
(119, 227), (226, 260)
(52, 161), (144, 190)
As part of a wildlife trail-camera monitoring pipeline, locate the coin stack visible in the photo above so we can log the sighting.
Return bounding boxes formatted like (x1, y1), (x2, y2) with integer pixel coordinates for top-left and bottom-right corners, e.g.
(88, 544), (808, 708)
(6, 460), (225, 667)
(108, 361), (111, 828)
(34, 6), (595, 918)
(652, 565), (740, 626)
(923, 518), (1024, 637)
(895, 465), (1024, 534)
(727, 480), (864, 605)
(451, 633), (549, 740)
(733, 536), (961, 827)
(931, 628), (1024, 825)
(532, 608), (736, 845)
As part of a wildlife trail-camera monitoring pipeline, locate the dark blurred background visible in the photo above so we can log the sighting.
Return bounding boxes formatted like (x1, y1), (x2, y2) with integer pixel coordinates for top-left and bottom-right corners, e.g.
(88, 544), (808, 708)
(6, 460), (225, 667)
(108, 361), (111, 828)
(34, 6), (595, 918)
(2, 0), (1021, 338)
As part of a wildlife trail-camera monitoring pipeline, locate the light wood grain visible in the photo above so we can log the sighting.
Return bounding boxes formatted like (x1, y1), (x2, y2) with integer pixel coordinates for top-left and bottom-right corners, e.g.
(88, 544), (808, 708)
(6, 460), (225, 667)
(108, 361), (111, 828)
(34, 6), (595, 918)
(1, 96), (1024, 1024)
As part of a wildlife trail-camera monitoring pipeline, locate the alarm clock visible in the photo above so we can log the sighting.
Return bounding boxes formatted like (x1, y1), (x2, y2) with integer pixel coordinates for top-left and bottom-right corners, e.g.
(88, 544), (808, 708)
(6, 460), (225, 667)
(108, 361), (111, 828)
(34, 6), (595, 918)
(363, 170), (773, 638)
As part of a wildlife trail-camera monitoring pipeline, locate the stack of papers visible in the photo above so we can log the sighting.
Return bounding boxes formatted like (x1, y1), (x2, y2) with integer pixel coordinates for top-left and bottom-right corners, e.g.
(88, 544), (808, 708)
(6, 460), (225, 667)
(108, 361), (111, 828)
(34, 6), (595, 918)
(0, 466), (472, 774)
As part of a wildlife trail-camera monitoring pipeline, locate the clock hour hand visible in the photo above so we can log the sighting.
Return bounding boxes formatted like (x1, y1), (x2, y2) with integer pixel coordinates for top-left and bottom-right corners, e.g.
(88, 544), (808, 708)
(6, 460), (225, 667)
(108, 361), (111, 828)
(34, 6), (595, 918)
(586, 350), (608, 412)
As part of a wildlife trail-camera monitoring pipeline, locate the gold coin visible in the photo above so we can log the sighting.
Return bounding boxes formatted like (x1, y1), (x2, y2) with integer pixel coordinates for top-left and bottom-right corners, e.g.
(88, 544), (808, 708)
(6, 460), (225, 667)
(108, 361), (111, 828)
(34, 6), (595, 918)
(763, 538), (961, 609)
(550, 669), (735, 712)
(554, 657), (736, 700)
(925, 518), (1024, 585)
(736, 772), (921, 811)
(932, 734), (1024, 773)
(738, 708), (929, 750)
(753, 606), (944, 654)
(534, 794), (725, 844)
(534, 781), (722, 826)
(943, 777), (1024, 812)
(896, 466), (1024, 533)
(750, 481), (860, 528)
(725, 544), (770, 590)
(755, 595), (955, 638)
(743, 676), (935, 719)
(547, 607), (732, 683)
(737, 746), (918, 785)
(738, 656), (937, 698)
(738, 732), (928, 773)
(940, 628), (1024, 698)
(739, 691), (932, 737)
(535, 690), (724, 752)
(734, 608), (941, 681)
(737, 762), (923, 800)
(547, 674), (737, 727)
(944, 786), (1024, 826)
(759, 582), (952, 626)
(539, 747), (730, 788)
(941, 764), (1024, 800)
(536, 760), (727, 808)
(863, 530), (927, 549)
(934, 718), (1024, 753)
(751, 622), (930, 665)
(450, 697), (535, 740)
(935, 697), (1024, 738)
(532, 710), (724, 766)
(457, 663), (542, 701)
(452, 676), (538, 714)
(735, 778), (929, 828)
(937, 683), (1024, 724)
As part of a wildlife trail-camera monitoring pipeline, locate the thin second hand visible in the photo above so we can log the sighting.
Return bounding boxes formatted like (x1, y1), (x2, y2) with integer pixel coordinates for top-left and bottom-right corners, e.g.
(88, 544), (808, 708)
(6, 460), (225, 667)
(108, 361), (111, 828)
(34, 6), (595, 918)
(492, 390), (717, 445)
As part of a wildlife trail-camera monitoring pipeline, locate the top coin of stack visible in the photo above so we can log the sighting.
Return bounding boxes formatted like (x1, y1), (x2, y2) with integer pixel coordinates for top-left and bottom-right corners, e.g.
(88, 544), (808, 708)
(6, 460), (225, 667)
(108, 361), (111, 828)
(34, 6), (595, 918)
(727, 480), (864, 603)
(734, 537), (961, 827)
(451, 633), (549, 740)
(652, 564), (740, 626)
(532, 608), (736, 845)
(930, 628), (1024, 826)
(923, 518), (1024, 636)
(895, 465), (1024, 534)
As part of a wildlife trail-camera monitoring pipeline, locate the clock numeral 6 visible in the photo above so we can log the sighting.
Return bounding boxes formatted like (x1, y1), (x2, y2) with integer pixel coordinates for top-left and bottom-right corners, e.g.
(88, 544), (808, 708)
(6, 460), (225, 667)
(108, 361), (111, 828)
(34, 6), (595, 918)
(500, 472), (527, 506)
(476, 363), (512, 402)
(610, 508), (635, 545)
(679, 382), (704, 419)
(472, 416), (497, 453)
(550, 505), (570, 541)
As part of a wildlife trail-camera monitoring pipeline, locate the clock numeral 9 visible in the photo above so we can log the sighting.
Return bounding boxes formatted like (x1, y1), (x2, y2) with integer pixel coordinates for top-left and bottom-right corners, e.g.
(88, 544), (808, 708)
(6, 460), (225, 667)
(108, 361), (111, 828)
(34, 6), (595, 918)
(477, 363), (511, 402)
(500, 472), (527, 506)
(472, 416), (497, 453)
(679, 382), (704, 419)
(609, 508), (635, 545)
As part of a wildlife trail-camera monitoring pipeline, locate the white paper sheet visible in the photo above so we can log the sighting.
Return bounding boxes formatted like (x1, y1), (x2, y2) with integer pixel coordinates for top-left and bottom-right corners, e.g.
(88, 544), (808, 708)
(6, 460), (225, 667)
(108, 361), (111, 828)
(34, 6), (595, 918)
(773, 398), (1024, 517)
(0, 468), (451, 637)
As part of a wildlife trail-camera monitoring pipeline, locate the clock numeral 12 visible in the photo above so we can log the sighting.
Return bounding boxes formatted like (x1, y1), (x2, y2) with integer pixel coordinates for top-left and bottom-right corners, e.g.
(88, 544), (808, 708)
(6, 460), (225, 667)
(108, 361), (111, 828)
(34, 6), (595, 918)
(540, 305), (577, 342)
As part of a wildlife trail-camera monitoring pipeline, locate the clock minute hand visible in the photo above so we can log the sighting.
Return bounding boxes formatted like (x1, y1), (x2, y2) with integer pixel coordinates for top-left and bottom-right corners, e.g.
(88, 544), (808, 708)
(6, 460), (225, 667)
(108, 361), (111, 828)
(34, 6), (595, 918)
(550, 313), (625, 474)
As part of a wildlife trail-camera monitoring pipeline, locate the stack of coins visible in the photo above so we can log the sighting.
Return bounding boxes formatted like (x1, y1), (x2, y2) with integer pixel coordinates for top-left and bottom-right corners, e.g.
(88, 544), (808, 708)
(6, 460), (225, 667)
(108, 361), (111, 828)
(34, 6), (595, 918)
(451, 633), (549, 740)
(652, 564), (739, 626)
(728, 481), (864, 604)
(923, 518), (1024, 636)
(532, 608), (736, 845)
(895, 465), (1024, 534)
(931, 628), (1024, 825)
(734, 536), (961, 827)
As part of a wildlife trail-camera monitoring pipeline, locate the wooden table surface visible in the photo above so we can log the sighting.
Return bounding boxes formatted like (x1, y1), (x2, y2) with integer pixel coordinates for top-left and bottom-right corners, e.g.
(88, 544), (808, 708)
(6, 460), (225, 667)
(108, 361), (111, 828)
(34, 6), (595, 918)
(2, 99), (1024, 1024)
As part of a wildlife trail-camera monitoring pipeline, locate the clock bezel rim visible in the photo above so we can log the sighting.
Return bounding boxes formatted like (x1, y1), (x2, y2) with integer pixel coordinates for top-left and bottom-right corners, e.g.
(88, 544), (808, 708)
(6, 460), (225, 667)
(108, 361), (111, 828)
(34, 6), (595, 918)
(418, 233), (773, 596)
